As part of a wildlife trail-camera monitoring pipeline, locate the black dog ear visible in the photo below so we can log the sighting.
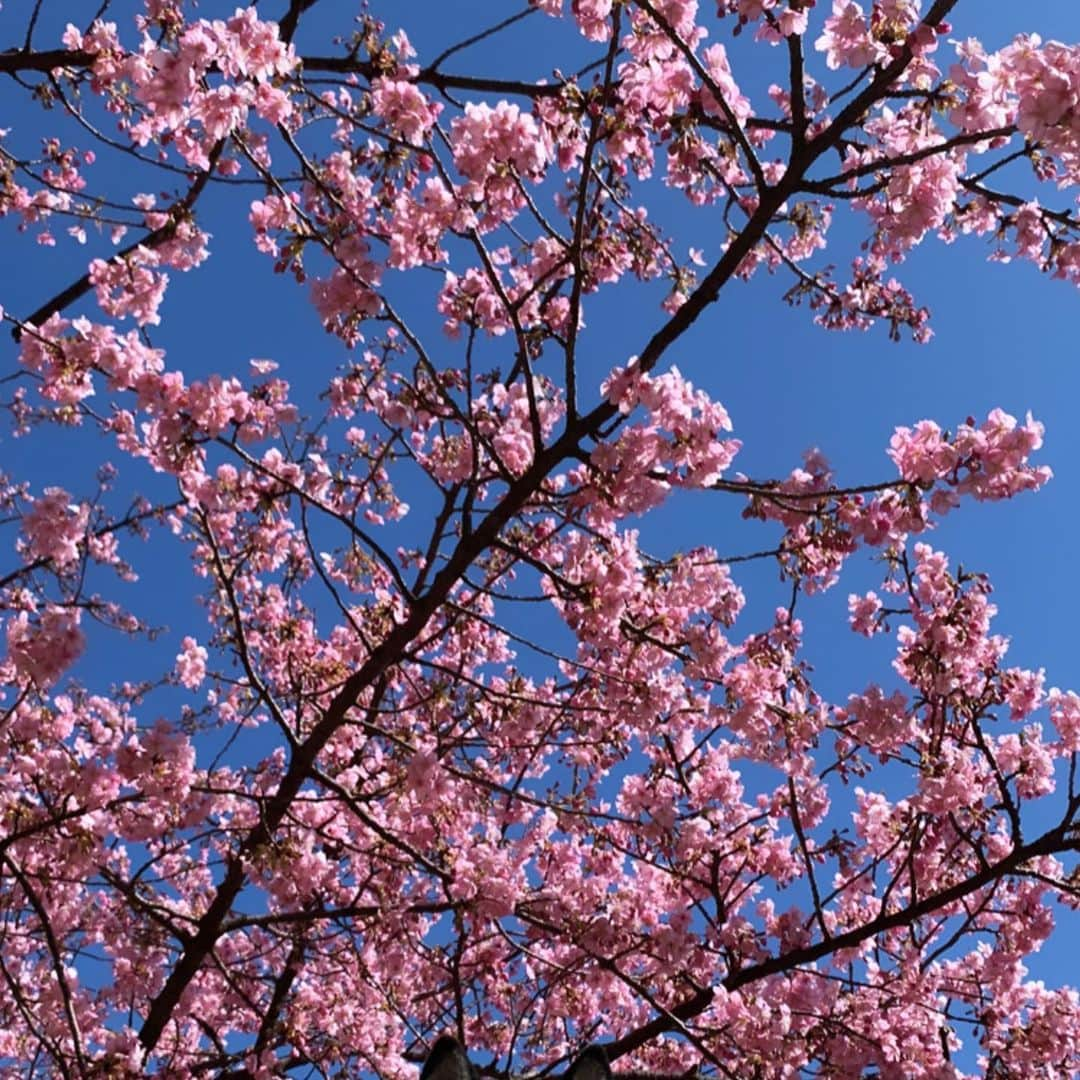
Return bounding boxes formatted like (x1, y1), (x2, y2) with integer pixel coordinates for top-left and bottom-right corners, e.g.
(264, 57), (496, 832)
(420, 1037), (476, 1080)
(566, 1045), (611, 1080)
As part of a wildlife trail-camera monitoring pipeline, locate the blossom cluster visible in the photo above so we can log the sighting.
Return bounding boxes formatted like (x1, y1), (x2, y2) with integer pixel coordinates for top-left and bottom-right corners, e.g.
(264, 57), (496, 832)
(2, 0), (1080, 1077)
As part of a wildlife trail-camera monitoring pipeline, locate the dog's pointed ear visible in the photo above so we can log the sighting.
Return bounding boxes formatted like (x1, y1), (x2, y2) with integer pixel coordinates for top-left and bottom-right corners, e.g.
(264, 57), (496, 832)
(421, 1037), (476, 1080)
(566, 1045), (611, 1080)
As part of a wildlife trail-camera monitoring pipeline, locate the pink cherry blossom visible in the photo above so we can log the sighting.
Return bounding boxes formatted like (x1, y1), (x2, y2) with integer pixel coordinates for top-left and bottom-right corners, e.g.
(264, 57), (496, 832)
(1, 2), (1079, 1076)
(175, 636), (209, 689)
(815, 1), (886, 70)
(6, 605), (86, 686)
(847, 590), (883, 636)
(371, 78), (441, 146)
(19, 488), (89, 570)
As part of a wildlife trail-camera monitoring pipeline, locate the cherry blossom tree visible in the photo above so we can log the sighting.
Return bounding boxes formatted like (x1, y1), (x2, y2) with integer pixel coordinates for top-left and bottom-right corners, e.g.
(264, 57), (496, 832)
(2, 0), (1080, 1076)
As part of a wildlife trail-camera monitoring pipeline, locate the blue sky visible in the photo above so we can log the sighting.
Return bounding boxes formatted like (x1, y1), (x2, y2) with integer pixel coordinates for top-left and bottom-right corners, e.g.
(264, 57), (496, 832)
(2, 0), (1080, 1070)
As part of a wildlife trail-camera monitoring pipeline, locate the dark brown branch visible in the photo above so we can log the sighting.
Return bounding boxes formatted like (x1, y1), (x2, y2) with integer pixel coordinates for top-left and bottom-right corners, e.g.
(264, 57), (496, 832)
(634, 0), (766, 191)
(961, 178), (1080, 229)
(564, 8), (623, 420)
(277, 0), (321, 45)
(0, 44), (571, 98)
(303, 55), (566, 97)
(2, 854), (89, 1075)
(15, 141), (225, 338)
(0, 47), (96, 74)
(425, 6), (537, 73)
(604, 822), (1078, 1062)
(787, 32), (807, 148)
(801, 126), (1018, 194)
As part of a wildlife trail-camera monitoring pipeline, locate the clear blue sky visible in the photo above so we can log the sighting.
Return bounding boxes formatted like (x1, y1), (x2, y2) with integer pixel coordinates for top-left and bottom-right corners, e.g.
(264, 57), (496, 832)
(2, 0), (1080, 1068)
